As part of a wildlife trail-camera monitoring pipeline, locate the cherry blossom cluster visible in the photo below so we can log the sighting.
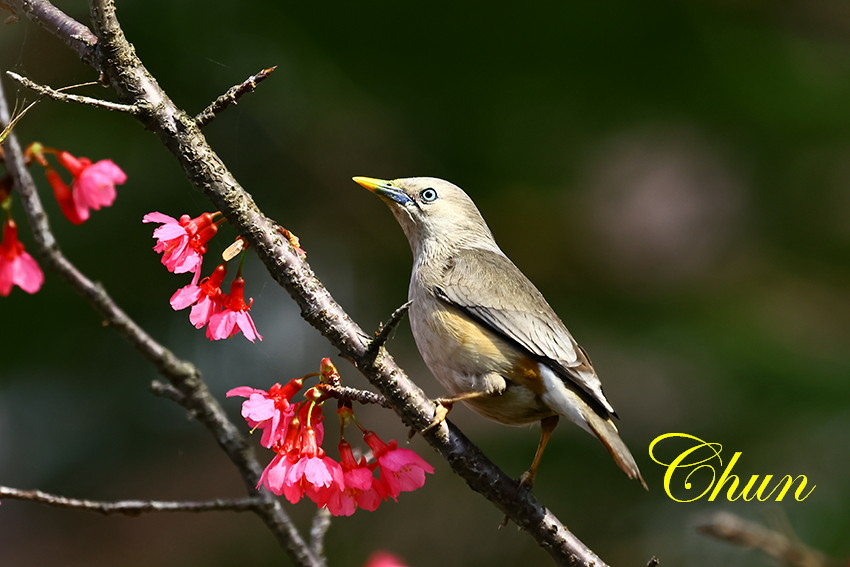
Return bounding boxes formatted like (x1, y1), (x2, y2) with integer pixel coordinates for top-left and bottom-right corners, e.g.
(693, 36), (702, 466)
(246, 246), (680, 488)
(0, 144), (126, 296)
(228, 358), (434, 516)
(143, 211), (261, 341)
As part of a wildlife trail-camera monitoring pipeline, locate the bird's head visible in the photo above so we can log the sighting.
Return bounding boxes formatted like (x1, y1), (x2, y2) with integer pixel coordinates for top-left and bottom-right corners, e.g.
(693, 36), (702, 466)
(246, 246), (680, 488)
(353, 176), (498, 257)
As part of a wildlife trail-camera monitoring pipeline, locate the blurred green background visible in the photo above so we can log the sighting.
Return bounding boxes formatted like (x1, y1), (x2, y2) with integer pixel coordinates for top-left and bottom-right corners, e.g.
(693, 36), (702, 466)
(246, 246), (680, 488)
(2, 1), (849, 565)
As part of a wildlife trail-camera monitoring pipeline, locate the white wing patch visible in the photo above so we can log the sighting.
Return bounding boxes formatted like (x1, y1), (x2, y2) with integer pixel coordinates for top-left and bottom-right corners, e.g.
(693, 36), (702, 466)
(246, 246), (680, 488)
(539, 363), (595, 435)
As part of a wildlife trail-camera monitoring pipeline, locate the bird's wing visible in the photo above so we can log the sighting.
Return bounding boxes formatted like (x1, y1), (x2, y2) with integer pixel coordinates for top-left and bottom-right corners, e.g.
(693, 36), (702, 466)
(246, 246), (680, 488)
(433, 248), (616, 417)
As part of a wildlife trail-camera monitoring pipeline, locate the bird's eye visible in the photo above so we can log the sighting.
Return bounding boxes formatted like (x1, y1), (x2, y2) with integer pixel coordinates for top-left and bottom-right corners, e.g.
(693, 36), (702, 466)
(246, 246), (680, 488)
(419, 188), (438, 203)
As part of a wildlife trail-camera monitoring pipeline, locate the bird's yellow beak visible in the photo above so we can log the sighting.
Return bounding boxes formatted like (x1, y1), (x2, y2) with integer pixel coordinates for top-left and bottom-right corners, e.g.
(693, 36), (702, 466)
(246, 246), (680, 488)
(353, 176), (413, 206)
(352, 176), (387, 192)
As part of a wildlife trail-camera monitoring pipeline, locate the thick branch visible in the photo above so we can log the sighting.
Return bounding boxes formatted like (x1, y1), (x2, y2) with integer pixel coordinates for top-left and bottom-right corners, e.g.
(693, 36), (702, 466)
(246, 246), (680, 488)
(0, 486), (262, 516)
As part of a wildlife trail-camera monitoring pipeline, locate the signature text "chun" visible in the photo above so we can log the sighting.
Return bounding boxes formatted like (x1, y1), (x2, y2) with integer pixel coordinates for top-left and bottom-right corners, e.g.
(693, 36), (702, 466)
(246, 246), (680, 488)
(648, 432), (816, 503)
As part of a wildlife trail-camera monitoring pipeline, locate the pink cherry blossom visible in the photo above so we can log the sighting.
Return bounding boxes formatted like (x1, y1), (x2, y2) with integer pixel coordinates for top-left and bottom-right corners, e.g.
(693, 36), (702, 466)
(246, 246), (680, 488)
(258, 426), (344, 506)
(258, 453), (296, 495)
(0, 218), (44, 296)
(206, 275), (262, 342)
(326, 441), (382, 516)
(231, 376), (433, 518)
(189, 294), (223, 328)
(227, 379), (303, 448)
(56, 151), (126, 223)
(284, 454), (345, 506)
(45, 167), (85, 225)
(207, 308), (261, 342)
(170, 264), (227, 328)
(278, 407), (325, 455)
(169, 268), (203, 309)
(143, 211), (219, 274)
(237, 388), (278, 422)
(363, 551), (410, 567)
(364, 431), (434, 500)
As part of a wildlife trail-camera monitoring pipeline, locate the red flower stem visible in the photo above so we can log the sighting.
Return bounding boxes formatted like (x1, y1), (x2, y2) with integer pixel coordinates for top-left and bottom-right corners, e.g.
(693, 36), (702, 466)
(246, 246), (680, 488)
(235, 246), (247, 275)
(299, 371), (321, 382)
(305, 400), (318, 428)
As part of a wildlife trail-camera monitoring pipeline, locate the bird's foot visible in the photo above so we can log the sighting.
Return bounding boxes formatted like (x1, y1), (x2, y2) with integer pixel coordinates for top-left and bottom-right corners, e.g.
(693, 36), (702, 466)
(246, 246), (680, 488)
(498, 471), (536, 529)
(518, 469), (536, 491)
(414, 391), (490, 437)
(420, 398), (454, 434)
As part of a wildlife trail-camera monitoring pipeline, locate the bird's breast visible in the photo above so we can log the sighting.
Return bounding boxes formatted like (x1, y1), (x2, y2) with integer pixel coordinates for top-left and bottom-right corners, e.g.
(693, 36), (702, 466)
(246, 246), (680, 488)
(408, 289), (553, 424)
(411, 293), (514, 378)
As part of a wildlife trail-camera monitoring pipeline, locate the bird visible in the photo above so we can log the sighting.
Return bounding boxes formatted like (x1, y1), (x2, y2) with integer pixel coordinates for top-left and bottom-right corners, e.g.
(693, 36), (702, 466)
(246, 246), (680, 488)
(353, 176), (646, 489)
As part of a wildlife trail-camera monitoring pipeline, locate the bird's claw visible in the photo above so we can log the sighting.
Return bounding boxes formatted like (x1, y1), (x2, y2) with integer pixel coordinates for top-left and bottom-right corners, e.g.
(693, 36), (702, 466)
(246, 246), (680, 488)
(498, 472), (535, 529)
(518, 470), (536, 491)
(420, 398), (454, 434)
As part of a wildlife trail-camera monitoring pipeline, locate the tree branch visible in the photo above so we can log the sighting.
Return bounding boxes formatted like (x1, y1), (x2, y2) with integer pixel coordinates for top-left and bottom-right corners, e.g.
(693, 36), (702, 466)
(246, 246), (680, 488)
(0, 0), (97, 64)
(309, 508), (332, 562)
(366, 300), (413, 359)
(6, 1), (615, 564)
(6, 71), (139, 114)
(0, 486), (263, 516)
(194, 66), (277, 128)
(697, 511), (842, 567)
(150, 379), (187, 406)
(322, 385), (392, 409)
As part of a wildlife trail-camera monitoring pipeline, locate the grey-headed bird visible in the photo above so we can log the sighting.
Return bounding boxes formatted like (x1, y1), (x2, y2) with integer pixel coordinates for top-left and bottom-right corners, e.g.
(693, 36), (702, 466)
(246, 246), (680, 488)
(354, 176), (646, 489)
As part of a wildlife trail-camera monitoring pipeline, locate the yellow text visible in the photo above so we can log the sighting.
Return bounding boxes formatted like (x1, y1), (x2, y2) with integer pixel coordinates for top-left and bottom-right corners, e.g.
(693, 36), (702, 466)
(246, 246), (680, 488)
(648, 433), (816, 503)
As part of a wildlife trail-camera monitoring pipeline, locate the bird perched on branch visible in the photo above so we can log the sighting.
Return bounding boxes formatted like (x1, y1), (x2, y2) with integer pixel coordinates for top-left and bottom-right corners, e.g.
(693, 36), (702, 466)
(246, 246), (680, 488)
(354, 176), (646, 489)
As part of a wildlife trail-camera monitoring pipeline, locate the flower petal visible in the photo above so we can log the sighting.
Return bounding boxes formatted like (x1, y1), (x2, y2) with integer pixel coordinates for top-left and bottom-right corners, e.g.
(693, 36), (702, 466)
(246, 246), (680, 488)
(234, 310), (262, 342)
(170, 284), (201, 311)
(143, 212), (177, 224)
(226, 386), (265, 398)
(12, 252), (44, 294)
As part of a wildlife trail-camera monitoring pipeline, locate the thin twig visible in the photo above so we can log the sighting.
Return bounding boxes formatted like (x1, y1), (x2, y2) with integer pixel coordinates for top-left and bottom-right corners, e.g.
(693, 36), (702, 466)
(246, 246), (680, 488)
(150, 380), (187, 406)
(6, 71), (139, 114)
(0, 80), (100, 143)
(366, 300), (413, 359)
(696, 511), (841, 567)
(0, 98), (39, 144)
(0, 486), (263, 516)
(309, 508), (332, 561)
(322, 385), (392, 409)
(194, 66), (277, 128)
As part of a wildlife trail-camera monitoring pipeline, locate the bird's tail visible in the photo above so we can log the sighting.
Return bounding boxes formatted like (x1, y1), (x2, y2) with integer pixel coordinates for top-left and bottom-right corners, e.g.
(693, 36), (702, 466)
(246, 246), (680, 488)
(582, 408), (648, 490)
